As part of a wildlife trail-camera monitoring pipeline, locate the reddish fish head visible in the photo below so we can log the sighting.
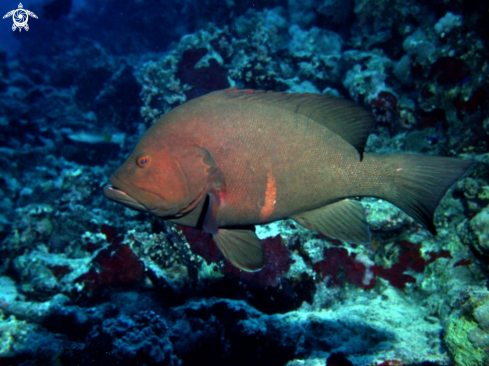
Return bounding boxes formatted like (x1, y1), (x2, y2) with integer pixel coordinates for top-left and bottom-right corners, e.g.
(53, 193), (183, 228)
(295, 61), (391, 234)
(103, 144), (198, 218)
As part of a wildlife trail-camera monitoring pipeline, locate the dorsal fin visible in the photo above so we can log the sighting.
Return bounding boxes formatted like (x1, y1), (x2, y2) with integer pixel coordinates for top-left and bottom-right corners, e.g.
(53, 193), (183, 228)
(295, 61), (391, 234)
(215, 88), (376, 159)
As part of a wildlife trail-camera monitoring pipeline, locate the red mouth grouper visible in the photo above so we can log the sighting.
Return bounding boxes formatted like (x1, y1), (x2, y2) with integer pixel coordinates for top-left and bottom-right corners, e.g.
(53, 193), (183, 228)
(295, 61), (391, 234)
(103, 88), (472, 272)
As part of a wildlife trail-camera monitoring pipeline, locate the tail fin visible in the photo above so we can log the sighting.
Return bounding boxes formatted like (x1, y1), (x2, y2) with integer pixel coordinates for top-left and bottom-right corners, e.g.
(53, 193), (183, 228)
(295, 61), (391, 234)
(381, 154), (472, 234)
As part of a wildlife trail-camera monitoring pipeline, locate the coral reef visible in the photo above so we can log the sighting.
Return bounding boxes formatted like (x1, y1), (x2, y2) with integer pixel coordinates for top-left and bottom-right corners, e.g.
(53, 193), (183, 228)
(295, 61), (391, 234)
(469, 206), (489, 257)
(83, 310), (180, 365)
(0, 0), (488, 365)
(444, 288), (489, 366)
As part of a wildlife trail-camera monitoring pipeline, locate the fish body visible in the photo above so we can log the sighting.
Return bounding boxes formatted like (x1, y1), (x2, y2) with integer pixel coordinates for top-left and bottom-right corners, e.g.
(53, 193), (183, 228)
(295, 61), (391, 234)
(104, 89), (472, 271)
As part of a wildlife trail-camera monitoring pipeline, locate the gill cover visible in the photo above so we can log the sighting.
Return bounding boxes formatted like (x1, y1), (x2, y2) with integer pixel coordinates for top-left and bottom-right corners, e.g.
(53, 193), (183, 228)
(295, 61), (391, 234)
(108, 144), (220, 219)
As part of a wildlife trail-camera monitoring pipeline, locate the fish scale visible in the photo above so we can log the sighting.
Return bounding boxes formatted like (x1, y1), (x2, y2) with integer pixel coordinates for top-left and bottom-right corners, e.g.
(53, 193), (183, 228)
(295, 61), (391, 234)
(189, 94), (357, 223)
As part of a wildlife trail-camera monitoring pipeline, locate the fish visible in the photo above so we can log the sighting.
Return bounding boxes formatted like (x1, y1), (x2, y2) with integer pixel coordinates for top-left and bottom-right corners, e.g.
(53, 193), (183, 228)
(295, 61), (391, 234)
(103, 88), (472, 272)
(67, 130), (126, 145)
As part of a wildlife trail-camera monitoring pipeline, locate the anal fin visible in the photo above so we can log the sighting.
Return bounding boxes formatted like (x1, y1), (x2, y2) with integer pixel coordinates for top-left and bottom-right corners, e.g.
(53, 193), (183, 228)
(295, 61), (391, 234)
(213, 228), (264, 272)
(291, 199), (371, 244)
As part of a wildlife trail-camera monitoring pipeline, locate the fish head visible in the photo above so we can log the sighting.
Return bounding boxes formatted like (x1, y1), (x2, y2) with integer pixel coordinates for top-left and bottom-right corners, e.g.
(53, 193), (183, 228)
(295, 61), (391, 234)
(103, 143), (198, 218)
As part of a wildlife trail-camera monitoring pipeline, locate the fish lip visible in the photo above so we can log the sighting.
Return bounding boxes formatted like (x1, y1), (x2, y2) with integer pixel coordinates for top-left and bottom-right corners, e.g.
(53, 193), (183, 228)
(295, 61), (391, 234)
(104, 174), (168, 214)
(102, 185), (150, 212)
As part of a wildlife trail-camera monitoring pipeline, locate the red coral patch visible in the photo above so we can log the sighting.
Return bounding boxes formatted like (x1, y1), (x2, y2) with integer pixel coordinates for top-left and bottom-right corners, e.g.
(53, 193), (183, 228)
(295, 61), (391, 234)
(178, 226), (223, 264)
(426, 249), (452, 264)
(429, 57), (469, 86)
(314, 240), (452, 290)
(76, 240), (144, 290)
(373, 240), (425, 289)
(453, 88), (486, 116)
(50, 265), (72, 279)
(453, 259), (472, 268)
(100, 224), (118, 243)
(313, 247), (375, 289)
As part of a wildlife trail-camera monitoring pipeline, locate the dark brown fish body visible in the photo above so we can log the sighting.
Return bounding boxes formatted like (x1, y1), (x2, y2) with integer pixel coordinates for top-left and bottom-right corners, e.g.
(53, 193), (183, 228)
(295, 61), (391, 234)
(104, 89), (472, 271)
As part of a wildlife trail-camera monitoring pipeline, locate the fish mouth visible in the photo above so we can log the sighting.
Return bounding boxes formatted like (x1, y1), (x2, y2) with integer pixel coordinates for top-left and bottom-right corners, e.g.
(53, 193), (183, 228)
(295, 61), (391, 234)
(103, 185), (150, 212)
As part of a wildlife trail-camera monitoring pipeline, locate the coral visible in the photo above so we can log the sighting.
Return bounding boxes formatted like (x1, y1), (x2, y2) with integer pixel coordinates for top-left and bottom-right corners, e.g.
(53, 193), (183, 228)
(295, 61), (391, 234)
(136, 25), (231, 122)
(127, 224), (214, 294)
(0, 277), (19, 306)
(84, 310), (180, 366)
(287, 0), (318, 28)
(1, 293), (70, 324)
(313, 247), (376, 289)
(469, 206), (489, 257)
(370, 91), (398, 124)
(168, 298), (296, 364)
(374, 240), (426, 290)
(129, 230), (192, 269)
(288, 25), (343, 57)
(353, 0), (420, 36)
(453, 88), (486, 117)
(393, 55), (413, 87)
(177, 48), (229, 100)
(239, 285), (445, 364)
(12, 250), (90, 296)
(0, 1), (487, 365)
(177, 226), (223, 265)
(402, 30), (436, 63)
(444, 288), (489, 366)
(426, 249), (452, 264)
(228, 8), (289, 90)
(2, 204), (55, 255)
(457, 177), (483, 200)
(0, 313), (73, 360)
(453, 259), (472, 268)
(434, 12), (463, 36)
(75, 232), (145, 290)
(342, 51), (393, 104)
(363, 198), (412, 232)
(314, 239), (456, 291)
(232, 7), (288, 50)
(429, 57), (469, 87)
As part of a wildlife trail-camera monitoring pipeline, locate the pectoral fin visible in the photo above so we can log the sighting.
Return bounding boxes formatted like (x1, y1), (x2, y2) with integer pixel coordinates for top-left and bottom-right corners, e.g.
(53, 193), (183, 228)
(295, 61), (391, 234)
(291, 199), (371, 244)
(213, 228), (264, 272)
(202, 188), (220, 235)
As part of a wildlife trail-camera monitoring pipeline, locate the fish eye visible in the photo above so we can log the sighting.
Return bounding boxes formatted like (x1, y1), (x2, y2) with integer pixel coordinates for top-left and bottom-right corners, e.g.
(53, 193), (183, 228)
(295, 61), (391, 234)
(137, 155), (151, 168)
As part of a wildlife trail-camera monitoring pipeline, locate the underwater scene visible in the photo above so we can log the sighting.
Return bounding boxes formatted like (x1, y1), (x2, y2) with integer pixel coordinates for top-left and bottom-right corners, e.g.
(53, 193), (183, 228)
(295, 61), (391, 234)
(0, 0), (489, 365)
